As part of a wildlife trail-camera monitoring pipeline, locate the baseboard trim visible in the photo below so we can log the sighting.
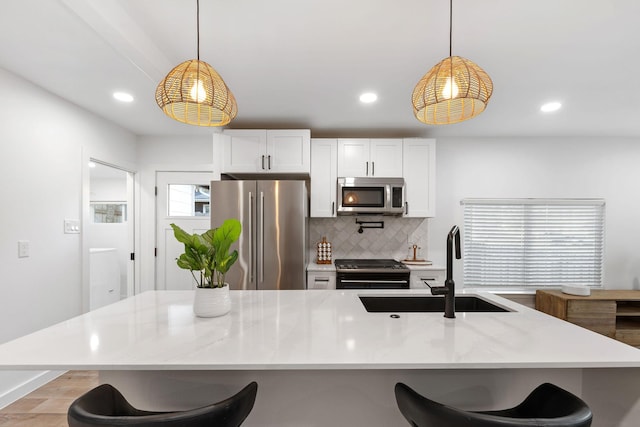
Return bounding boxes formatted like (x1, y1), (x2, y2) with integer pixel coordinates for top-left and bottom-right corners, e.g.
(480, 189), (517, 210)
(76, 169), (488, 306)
(0, 370), (66, 409)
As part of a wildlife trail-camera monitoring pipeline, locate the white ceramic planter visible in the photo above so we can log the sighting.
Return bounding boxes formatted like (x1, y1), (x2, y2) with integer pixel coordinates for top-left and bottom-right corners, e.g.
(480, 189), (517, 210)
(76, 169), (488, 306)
(193, 285), (231, 317)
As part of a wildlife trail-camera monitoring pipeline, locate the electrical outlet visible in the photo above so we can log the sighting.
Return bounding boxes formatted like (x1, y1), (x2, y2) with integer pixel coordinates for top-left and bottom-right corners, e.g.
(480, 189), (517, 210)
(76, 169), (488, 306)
(64, 219), (81, 234)
(18, 240), (29, 258)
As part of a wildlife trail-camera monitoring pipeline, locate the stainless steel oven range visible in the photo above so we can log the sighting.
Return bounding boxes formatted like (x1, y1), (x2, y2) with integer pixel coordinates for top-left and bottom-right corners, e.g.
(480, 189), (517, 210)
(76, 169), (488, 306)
(334, 259), (410, 289)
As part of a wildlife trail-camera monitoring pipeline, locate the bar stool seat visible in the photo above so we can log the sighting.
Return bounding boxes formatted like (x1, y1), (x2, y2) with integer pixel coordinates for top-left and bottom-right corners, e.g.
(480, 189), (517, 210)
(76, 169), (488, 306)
(68, 382), (257, 427)
(395, 382), (592, 427)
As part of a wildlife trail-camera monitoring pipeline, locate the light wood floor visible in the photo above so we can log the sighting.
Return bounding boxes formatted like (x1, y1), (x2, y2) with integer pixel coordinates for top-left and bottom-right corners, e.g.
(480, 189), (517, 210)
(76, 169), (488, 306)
(0, 371), (98, 427)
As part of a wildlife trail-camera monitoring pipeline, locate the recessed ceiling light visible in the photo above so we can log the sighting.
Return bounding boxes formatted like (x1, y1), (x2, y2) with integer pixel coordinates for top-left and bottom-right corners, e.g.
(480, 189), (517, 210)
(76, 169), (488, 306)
(113, 92), (134, 103)
(359, 92), (378, 103)
(540, 101), (562, 113)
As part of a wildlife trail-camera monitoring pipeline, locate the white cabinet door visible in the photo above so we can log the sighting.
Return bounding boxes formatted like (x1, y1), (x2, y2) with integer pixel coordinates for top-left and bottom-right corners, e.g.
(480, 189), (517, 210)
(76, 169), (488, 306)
(307, 271), (336, 289)
(266, 129), (310, 173)
(410, 269), (445, 289)
(310, 139), (337, 217)
(403, 138), (436, 217)
(337, 139), (403, 177)
(222, 129), (310, 173)
(370, 139), (403, 177)
(222, 130), (266, 173)
(337, 139), (370, 177)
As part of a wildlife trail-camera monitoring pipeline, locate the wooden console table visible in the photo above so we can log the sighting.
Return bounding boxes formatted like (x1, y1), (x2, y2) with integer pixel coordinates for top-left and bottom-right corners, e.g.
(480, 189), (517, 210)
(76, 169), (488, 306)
(536, 290), (640, 347)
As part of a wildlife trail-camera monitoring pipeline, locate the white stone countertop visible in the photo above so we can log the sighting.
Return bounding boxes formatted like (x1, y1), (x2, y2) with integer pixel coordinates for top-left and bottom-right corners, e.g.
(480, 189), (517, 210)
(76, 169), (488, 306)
(402, 263), (445, 271)
(0, 290), (639, 371)
(306, 263), (336, 272)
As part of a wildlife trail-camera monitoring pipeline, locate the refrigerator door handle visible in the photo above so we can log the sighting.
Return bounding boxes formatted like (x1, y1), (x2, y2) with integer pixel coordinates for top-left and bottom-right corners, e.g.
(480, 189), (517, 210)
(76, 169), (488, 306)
(249, 191), (254, 282)
(259, 191), (265, 284)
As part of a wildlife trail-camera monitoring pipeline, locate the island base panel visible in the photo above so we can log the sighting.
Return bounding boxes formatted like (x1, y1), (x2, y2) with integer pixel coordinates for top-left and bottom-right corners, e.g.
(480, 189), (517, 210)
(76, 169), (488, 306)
(101, 369), (582, 427)
(583, 368), (640, 427)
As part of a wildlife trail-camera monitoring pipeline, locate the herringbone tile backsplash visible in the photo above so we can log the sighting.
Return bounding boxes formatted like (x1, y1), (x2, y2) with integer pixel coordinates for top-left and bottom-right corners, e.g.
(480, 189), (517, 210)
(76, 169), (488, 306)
(309, 216), (429, 261)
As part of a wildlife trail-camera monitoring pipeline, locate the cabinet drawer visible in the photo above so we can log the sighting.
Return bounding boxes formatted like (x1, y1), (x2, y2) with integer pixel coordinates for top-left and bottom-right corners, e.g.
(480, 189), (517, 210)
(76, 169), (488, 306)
(410, 271), (445, 289)
(567, 300), (616, 336)
(307, 273), (336, 290)
(615, 323), (640, 346)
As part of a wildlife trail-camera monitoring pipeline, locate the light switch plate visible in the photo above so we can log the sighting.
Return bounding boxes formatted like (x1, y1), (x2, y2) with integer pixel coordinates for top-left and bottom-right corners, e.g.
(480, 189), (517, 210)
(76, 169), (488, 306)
(18, 240), (29, 258)
(64, 219), (81, 234)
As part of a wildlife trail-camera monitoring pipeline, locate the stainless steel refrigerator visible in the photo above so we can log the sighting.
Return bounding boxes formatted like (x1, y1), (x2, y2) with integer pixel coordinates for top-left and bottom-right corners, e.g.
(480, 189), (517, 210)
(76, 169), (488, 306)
(210, 180), (308, 290)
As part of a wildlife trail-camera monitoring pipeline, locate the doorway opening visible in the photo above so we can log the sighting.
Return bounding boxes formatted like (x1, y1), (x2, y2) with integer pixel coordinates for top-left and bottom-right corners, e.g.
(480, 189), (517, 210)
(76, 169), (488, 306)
(87, 160), (136, 310)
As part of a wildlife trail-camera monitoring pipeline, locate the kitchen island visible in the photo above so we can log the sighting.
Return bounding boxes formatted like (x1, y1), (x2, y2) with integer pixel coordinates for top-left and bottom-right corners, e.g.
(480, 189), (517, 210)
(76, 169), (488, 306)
(1, 290), (639, 426)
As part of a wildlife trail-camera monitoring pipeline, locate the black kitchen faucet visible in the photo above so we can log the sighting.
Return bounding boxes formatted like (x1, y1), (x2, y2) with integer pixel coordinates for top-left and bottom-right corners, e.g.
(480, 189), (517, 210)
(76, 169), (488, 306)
(430, 225), (461, 318)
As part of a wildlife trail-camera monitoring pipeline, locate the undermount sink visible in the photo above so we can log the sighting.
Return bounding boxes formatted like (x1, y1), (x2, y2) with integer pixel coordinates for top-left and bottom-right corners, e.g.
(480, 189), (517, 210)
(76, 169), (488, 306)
(359, 295), (512, 313)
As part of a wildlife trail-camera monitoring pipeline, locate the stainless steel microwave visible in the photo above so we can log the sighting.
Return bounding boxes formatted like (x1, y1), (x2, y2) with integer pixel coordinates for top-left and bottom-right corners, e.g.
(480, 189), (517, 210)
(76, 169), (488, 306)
(337, 177), (405, 215)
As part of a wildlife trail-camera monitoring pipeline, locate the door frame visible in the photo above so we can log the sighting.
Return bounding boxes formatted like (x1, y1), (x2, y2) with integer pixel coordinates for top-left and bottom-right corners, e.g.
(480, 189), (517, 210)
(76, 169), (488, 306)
(137, 163), (216, 295)
(81, 155), (139, 313)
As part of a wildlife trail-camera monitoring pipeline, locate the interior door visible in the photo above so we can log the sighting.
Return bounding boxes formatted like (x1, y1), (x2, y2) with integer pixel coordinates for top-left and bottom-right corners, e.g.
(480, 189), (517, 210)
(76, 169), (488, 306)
(156, 171), (213, 290)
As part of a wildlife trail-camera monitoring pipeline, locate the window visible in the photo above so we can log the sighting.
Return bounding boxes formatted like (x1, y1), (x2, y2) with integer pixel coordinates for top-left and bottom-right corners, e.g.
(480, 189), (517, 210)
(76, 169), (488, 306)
(462, 199), (605, 289)
(91, 203), (127, 223)
(168, 184), (210, 217)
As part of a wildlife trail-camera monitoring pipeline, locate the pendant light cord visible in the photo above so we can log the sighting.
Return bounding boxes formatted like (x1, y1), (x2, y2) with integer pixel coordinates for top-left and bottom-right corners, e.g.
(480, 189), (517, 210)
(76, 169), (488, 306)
(449, 0), (453, 57)
(196, 0), (200, 61)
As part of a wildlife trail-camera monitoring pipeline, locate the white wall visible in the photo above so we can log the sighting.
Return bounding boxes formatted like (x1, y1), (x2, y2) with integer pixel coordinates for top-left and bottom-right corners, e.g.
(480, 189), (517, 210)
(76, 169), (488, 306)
(135, 135), (214, 293)
(0, 67), (136, 406)
(428, 136), (640, 290)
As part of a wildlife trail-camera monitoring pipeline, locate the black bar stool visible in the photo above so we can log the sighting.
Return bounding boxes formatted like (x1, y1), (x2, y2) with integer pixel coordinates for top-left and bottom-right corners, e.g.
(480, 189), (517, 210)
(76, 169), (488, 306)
(395, 382), (592, 426)
(68, 382), (257, 427)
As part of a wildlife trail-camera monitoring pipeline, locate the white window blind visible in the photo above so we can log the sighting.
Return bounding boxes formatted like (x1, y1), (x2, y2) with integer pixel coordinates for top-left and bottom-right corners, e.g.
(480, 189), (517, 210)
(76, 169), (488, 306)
(462, 199), (605, 288)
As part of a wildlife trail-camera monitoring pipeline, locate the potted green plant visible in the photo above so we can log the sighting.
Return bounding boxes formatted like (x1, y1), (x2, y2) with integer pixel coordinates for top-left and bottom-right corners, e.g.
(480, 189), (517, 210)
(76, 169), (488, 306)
(170, 218), (242, 317)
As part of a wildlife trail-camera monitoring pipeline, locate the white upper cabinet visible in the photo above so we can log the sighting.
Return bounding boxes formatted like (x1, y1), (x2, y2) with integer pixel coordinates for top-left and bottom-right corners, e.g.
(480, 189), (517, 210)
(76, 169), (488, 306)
(403, 138), (436, 217)
(266, 130), (311, 173)
(222, 130), (265, 172)
(310, 139), (337, 217)
(222, 129), (310, 174)
(336, 139), (369, 177)
(370, 139), (404, 177)
(337, 139), (403, 177)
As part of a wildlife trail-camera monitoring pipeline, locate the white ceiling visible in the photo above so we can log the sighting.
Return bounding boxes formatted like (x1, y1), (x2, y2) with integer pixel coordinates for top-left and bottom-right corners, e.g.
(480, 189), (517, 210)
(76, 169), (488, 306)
(1, 0), (639, 138)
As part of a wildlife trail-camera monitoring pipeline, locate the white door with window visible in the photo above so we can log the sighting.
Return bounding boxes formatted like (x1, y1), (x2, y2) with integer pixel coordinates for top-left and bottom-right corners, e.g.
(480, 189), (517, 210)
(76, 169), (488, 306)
(156, 171), (213, 290)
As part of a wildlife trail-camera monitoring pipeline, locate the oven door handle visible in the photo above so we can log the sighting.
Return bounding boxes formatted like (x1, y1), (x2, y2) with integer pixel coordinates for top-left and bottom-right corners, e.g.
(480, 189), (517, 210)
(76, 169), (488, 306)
(339, 279), (409, 284)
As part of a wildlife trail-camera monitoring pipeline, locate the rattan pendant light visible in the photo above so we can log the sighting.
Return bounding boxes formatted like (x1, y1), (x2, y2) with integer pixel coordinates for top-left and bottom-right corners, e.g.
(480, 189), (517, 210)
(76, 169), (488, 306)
(155, 0), (237, 126)
(412, 0), (493, 125)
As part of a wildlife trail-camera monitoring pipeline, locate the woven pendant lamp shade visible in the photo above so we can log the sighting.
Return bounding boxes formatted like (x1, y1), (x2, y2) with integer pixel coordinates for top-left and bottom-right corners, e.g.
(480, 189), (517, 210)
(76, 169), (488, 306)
(412, 55), (493, 125)
(155, 59), (237, 127)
